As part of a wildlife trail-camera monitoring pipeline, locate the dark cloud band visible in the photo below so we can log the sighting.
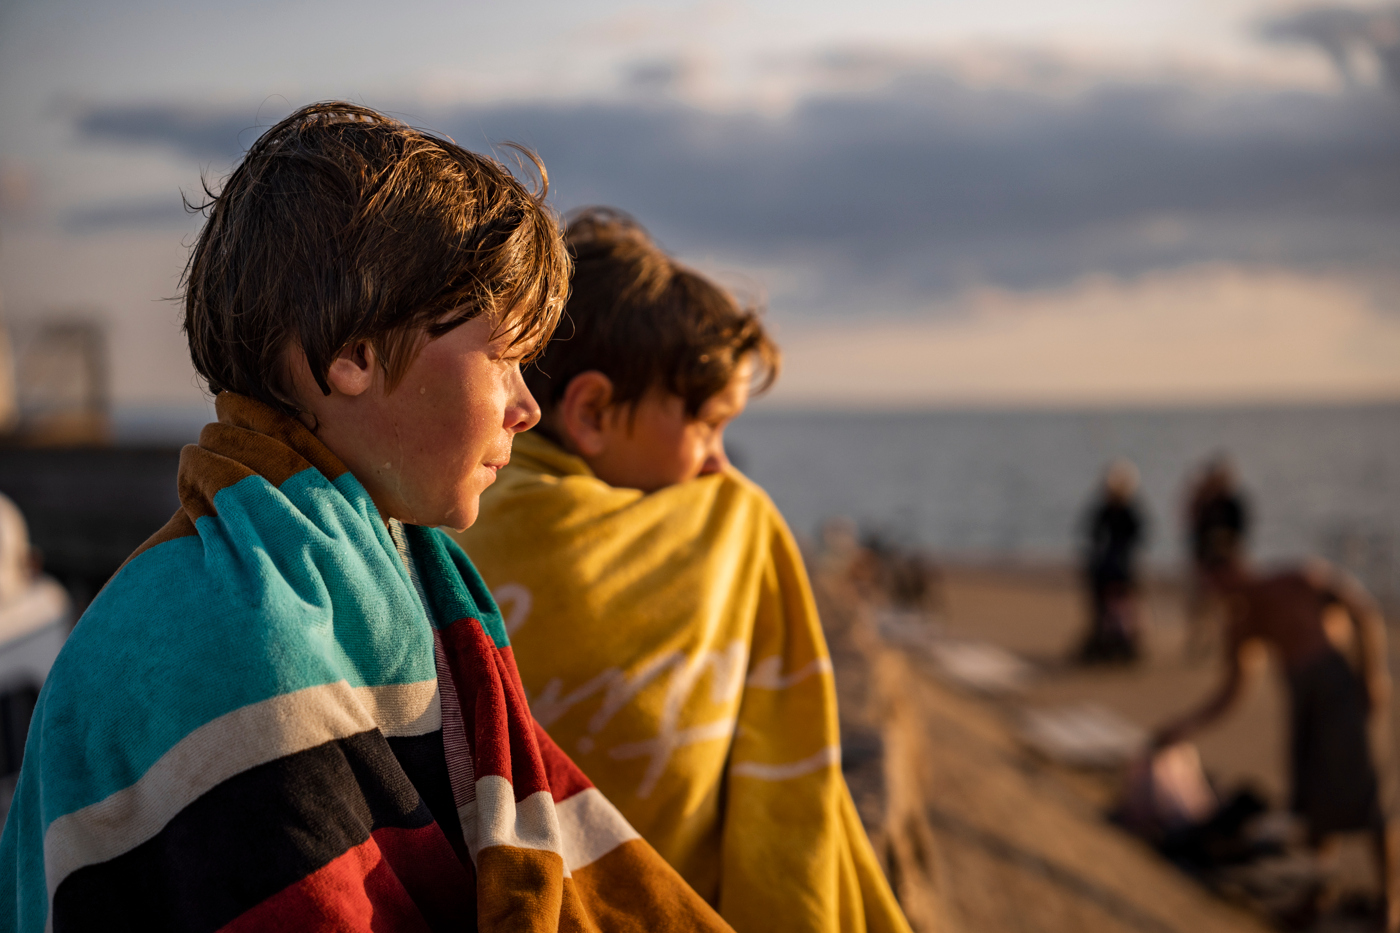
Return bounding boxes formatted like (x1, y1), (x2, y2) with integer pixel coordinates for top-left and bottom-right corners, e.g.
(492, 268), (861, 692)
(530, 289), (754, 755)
(71, 61), (1400, 313)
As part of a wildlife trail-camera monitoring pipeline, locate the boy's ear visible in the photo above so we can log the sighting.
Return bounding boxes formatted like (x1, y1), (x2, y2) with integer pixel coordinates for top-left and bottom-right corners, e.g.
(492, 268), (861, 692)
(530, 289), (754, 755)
(323, 340), (378, 398)
(558, 371), (615, 457)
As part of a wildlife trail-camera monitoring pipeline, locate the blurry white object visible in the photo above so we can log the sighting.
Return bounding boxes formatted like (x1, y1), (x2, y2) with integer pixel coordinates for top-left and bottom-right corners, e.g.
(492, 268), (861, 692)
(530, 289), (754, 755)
(927, 639), (1032, 696)
(0, 493), (30, 603)
(0, 493), (69, 691)
(0, 579), (68, 687)
(1117, 742), (1219, 837)
(1020, 702), (1147, 768)
(0, 493), (69, 826)
(876, 609), (941, 649)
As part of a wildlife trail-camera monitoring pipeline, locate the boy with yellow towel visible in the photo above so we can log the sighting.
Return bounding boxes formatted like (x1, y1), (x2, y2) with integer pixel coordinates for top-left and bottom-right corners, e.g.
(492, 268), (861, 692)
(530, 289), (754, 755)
(453, 209), (912, 933)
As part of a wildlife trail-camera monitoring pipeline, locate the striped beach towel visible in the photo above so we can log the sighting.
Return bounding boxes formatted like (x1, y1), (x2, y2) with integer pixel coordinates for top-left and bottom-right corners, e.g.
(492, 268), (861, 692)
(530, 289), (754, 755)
(0, 394), (731, 933)
(453, 432), (912, 933)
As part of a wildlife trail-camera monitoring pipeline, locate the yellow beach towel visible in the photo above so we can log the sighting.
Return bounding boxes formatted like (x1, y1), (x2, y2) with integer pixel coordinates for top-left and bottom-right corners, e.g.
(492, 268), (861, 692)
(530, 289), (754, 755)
(453, 432), (912, 933)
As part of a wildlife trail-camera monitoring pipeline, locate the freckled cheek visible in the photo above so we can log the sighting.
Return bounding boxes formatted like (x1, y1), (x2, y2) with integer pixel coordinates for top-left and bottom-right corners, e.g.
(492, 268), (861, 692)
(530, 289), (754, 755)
(442, 371), (488, 430)
(462, 398), (509, 468)
(470, 394), (501, 434)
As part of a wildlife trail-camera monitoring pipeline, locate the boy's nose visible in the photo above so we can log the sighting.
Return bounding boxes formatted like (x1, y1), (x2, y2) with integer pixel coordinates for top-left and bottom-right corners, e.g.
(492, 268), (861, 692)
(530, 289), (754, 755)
(698, 440), (730, 476)
(508, 384), (542, 433)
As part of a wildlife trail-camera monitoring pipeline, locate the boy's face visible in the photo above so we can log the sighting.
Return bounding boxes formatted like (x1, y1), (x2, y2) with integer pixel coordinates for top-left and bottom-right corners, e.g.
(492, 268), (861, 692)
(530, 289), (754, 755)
(288, 314), (540, 531)
(583, 358), (752, 493)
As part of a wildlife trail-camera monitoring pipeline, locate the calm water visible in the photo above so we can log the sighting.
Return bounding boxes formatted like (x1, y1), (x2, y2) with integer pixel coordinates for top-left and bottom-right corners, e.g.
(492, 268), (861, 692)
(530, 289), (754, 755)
(726, 404), (1400, 598)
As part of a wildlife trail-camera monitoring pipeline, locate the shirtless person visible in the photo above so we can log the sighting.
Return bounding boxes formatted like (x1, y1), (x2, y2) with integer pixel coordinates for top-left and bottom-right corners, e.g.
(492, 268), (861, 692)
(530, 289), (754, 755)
(1154, 551), (1397, 929)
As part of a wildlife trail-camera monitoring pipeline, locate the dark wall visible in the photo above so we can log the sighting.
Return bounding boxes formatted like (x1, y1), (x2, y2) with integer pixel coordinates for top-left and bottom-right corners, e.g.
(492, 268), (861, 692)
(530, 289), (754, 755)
(0, 447), (182, 610)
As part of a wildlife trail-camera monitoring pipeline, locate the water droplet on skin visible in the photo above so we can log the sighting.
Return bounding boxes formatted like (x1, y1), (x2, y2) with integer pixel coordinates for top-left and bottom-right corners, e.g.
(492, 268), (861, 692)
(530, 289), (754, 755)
(420, 386), (426, 394)
(383, 462), (392, 470)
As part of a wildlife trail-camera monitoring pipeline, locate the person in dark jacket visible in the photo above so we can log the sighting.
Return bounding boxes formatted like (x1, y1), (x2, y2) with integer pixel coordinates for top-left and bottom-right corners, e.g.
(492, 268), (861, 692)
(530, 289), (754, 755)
(1079, 459), (1146, 663)
(1183, 455), (1250, 659)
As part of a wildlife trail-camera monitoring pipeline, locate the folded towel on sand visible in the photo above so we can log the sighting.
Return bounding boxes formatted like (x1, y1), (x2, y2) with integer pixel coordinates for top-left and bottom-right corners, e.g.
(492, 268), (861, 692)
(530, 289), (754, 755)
(0, 394), (729, 933)
(453, 432), (911, 933)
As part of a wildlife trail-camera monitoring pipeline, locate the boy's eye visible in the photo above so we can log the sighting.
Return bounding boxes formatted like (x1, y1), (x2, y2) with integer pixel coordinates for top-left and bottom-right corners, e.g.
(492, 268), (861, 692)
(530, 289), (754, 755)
(491, 337), (539, 364)
(488, 342), (524, 364)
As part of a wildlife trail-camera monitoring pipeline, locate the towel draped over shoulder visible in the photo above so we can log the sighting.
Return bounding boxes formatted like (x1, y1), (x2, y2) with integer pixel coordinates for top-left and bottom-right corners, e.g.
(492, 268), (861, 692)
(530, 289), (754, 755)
(0, 394), (730, 933)
(453, 432), (911, 933)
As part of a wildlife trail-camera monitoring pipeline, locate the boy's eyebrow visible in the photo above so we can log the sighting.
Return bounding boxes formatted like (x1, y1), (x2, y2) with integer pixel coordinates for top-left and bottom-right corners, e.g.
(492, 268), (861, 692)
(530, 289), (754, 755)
(488, 317), (527, 345)
(492, 309), (553, 358)
(490, 327), (543, 360)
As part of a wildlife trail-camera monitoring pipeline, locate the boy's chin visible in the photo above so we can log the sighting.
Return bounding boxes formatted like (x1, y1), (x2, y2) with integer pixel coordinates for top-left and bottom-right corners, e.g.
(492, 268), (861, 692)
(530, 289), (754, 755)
(440, 498), (482, 533)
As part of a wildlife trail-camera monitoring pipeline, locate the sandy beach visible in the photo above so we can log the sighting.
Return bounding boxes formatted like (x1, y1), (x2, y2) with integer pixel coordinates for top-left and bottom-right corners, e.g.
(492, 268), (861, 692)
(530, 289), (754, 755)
(938, 564), (1292, 804)
(829, 558), (1395, 932)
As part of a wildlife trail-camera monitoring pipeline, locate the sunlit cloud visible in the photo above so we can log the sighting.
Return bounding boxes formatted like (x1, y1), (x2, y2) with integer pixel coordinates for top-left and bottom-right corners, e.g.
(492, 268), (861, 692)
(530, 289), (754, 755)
(768, 264), (1400, 407)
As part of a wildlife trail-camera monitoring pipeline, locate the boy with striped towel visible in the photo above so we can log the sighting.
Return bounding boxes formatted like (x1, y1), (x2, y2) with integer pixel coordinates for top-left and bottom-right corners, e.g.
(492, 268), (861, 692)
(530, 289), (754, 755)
(0, 104), (731, 933)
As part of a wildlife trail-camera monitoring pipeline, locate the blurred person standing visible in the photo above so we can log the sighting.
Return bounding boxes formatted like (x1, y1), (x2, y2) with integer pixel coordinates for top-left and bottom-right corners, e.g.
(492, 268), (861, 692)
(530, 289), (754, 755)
(0, 493), (69, 809)
(1079, 459), (1147, 663)
(1183, 455), (1250, 659)
(1153, 550), (1398, 931)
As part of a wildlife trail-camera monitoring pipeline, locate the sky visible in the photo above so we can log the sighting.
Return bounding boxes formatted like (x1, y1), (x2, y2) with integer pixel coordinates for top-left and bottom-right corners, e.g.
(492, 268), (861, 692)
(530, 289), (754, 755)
(1, 0), (1398, 419)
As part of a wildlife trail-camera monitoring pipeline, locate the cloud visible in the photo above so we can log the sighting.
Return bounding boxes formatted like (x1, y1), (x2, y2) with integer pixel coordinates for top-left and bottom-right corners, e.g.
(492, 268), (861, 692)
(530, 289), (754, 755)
(766, 264), (1400, 407)
(74, 105), (269, 162)
(1260, 4), (1400, 90)
(62, 196), (196, 234)
(70, 55), (1400, 314)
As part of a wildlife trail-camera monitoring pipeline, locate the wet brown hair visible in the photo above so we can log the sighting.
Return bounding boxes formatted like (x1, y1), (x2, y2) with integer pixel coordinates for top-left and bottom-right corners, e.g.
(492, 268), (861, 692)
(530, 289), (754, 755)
(527, 207), (779, 426)
(182, 101), (569, 415)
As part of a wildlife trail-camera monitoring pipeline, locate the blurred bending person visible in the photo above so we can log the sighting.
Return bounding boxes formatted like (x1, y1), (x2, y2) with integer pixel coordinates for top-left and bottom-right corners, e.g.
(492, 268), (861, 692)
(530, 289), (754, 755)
(1152, 550), (1397, 930)
(1078, 459), (1146, 663)
(1183, 455), (1250, 659)
(0, 106), (731, 932)
(454, 209), (912, 933)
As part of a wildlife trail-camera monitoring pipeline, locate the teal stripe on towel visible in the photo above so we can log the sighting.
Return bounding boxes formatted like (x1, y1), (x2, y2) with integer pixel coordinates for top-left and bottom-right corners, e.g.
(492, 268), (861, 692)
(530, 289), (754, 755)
(31, 467), (436, 831)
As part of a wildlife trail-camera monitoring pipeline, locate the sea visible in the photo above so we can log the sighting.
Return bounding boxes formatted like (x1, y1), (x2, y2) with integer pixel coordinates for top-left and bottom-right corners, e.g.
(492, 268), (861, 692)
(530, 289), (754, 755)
(115, 401), (1400, 602)
(725, 403), (1400, 601)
